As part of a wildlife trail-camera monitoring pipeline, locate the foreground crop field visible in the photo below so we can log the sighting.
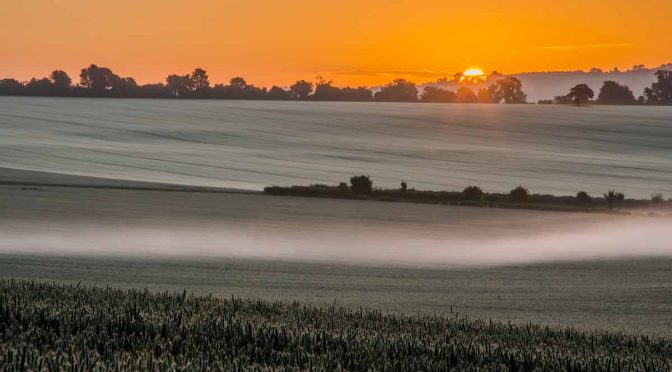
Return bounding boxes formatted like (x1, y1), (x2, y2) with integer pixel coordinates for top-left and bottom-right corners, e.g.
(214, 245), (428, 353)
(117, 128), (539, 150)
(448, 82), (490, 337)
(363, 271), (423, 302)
(3, 255), (672, 338)
(2, 280), (671, 371)
(1, 97), (671, 197)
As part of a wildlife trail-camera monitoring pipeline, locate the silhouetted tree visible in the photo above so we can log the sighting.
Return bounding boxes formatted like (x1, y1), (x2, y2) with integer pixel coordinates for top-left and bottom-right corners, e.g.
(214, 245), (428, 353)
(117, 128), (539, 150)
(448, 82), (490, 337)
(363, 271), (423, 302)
(190, 68), (210, 96)
(576, 191), (591, 204)
(603, 190), (625, 209)
(597, 81), (636, 105)
(643, 70), (672, 104)
(268, 86), (290, 100)
(462, 186), (484, 201)
(374, 79), (418, 102)
(489, 77), (527, 104)
(210, 77), (267, 100)
(651, 193), (664, 204)
(567, 84), (594, 106)
(289, 80), (313, 100)
(477, 88), (494, 103)
(350, 175), (373, 195)
(49, 70), (72, 95)
(456, 87), (477, 103)
(340, 87), (373, 101)
(0, 79), (24, 95)
(79, 64), (116, 92)
(25, 78), (54, 96)
(553, 95), (572, 104)
(420, 86), (456, 103)
(166, 74), (191, 97)
(229, 77), (247, 90)
(400, 181), (407, 194)
(110, 76), (138, 97)
(510, 186), (529, 203)
(337, 182), (350, 196)
(313, 79), (341, 101)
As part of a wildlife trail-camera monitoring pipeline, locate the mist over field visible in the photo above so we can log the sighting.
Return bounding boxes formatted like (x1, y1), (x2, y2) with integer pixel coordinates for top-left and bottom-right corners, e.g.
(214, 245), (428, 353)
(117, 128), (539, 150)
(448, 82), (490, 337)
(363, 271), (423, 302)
(1, 97), (671, 198)
(1, 181), (670, 267)
(2, 219), (671, 267)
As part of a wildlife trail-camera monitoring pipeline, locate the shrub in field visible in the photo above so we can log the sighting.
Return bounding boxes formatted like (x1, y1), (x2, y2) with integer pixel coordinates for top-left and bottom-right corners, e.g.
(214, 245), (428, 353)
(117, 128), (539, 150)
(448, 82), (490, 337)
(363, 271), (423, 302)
(576, 191), (592, 204)
(651, 193), (664, 204)
(462, 185), (484, 201)
(350, 175), (373, 195)
(604, 190), (625, 209)
(400, 181), (407, 194)
(509, 185), (529, 203)
(337, 182), (350, 196)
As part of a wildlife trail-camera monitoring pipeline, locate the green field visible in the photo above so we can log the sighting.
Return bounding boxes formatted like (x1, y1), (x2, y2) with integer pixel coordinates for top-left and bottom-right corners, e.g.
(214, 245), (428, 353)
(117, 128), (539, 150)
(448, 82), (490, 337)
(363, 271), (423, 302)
(2, 280), (671, 371)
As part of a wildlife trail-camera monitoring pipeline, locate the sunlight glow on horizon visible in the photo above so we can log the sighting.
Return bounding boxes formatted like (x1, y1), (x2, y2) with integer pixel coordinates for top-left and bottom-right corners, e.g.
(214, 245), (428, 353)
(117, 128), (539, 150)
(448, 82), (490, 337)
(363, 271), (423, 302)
(0, 0), (670, 86)
(463, 68), (485, 77)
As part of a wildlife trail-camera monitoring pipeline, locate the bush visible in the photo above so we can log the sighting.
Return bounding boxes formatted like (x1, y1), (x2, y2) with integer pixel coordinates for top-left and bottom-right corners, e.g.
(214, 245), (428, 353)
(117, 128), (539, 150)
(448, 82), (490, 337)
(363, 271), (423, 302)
(462, 185), (484, 201)
(350, 175), (373, 195)
(400, 181), (407, 194)
(604, 190), (625, 209)
(337, 182), (350, 196)
(651, 193), (664, 204)
(576, 191), (591, 204)
(509, 186), (529, 203)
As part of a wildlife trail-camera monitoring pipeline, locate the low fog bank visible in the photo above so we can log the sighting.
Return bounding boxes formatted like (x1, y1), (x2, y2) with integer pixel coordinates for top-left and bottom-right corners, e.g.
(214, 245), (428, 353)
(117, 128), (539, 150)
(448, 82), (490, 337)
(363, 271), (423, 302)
(1, 216), (669, 268)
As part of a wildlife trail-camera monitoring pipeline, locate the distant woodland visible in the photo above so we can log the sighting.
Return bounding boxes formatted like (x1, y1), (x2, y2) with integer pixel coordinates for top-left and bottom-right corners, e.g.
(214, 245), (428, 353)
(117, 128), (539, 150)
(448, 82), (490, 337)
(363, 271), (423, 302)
(1, 64), (671, 105)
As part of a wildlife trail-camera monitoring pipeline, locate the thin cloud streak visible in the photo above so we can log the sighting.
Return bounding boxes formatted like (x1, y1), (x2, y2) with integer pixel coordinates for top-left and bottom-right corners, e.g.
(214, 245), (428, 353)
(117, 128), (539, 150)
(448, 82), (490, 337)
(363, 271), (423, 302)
(536, 43), (633, 51)
(331, 69), (457, 78)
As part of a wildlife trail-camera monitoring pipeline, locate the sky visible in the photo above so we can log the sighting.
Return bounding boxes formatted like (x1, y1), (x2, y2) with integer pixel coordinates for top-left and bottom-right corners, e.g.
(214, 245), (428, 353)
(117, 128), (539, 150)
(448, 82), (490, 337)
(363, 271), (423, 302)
(1, 0), (670, 87)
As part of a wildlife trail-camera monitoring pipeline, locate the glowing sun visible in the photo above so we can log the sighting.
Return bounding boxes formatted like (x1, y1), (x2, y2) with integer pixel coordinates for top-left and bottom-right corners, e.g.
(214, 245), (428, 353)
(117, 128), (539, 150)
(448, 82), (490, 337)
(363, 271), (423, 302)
(463, 68), (485, 77)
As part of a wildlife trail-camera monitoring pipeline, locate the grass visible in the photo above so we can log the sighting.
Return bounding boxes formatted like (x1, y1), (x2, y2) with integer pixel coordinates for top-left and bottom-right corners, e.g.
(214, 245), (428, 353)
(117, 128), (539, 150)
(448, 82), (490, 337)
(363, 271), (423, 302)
(2, 279), (672, 371)
(264, 184), (671, 214)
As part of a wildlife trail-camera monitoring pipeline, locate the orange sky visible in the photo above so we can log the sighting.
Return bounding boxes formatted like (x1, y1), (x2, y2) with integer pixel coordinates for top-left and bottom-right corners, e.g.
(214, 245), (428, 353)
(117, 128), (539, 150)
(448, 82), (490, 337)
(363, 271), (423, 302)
(1, 0), (670, 87)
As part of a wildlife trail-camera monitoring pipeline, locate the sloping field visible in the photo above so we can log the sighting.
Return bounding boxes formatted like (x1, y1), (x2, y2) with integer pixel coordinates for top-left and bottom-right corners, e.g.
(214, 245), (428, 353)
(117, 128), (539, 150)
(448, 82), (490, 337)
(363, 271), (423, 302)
(1, 97), (671, 197)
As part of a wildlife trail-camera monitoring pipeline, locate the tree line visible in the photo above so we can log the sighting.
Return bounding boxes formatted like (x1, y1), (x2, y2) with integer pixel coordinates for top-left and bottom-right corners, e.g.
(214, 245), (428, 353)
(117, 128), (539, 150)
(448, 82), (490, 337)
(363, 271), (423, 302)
(538, 70), (672, 105)
(1, 64), (670, 105)
(0, 64), (523, 103)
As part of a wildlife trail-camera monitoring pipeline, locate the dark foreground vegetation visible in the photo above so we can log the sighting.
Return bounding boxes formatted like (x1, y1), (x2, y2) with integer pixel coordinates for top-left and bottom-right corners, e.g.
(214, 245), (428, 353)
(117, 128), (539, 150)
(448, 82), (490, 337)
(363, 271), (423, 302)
(1, 63), (671, 104)
(2, 280), (672, 371)
(265, 176), (670, 214)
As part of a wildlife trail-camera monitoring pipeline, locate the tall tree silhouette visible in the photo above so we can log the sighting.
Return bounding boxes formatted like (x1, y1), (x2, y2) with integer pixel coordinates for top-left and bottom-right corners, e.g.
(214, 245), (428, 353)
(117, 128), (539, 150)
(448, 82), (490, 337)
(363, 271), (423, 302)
(79, 64), (116, 92)
(166, 74), (191, 97)
(49, 70), (72, 95)
(643, 70), (672, 104)
(313, 78), (341, 101)
(489, 77), (527, 104)
(596, 81), (636, 105)
(567, 84), (594, 106)
(190, 68), (210, 96)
